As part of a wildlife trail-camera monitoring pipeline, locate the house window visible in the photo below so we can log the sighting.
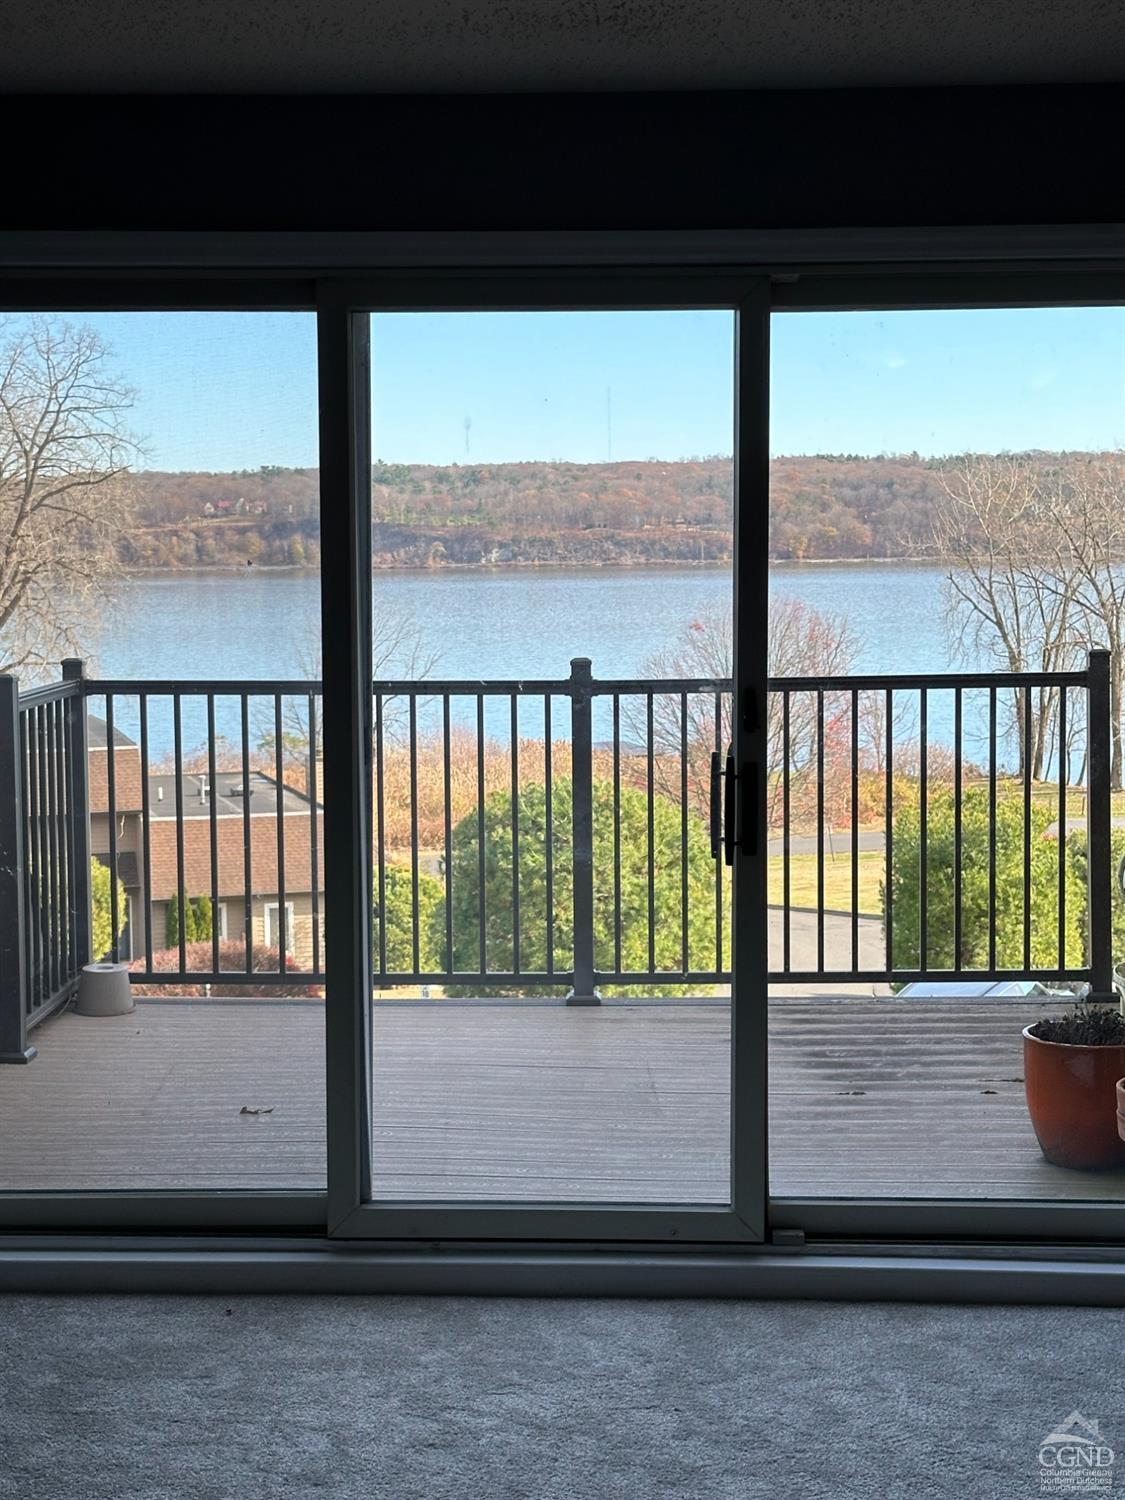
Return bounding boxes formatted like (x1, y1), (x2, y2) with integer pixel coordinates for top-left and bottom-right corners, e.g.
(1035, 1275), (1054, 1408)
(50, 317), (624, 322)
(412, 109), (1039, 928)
(264, 901), (295, 954)
(118, 896), (134, 961)
(218, 902), (229, 940)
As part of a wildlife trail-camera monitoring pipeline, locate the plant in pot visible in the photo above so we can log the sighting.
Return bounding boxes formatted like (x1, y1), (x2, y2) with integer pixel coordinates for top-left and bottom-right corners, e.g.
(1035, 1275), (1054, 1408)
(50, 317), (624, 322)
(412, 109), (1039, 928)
(1024, 1004), (1125, 1170)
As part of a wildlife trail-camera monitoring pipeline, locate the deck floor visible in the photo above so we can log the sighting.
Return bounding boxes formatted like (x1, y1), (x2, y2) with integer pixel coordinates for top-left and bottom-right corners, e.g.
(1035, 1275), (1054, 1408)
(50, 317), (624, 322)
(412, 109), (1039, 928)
(2, 996), (1123, 1203)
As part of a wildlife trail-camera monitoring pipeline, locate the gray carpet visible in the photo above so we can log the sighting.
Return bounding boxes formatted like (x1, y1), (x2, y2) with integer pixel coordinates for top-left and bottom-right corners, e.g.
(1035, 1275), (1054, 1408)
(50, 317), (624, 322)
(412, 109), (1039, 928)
(1, 1295), (1121, 1499)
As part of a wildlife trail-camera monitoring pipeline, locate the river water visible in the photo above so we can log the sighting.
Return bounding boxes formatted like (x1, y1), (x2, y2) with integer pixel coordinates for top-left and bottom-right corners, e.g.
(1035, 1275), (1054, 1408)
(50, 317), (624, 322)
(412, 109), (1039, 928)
(77, 561), (1031, 761)
(86, 560), (957, 682)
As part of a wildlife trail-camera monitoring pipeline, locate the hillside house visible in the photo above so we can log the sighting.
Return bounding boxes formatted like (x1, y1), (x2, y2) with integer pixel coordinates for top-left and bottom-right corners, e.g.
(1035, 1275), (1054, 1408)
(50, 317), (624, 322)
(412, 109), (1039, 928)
(88, 716), (324, 968)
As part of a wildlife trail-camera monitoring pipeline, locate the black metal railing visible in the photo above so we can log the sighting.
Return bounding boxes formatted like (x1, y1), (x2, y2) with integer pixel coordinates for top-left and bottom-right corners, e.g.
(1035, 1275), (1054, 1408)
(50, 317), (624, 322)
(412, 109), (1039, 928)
(764, 652), (1114, 993)
(368, 657), (733, 996)
(0, 665), (88, 1060)
(0, 649), (1115, 1060)
(80, 669), (325, 990)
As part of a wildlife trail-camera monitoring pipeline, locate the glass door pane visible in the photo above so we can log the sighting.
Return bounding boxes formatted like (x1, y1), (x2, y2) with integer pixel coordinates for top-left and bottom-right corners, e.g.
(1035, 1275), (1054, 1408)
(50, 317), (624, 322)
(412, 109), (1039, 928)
(365, 307), (739, 1205)
(767, 303), (1125, 1208)
(0, 309), (326, 1192)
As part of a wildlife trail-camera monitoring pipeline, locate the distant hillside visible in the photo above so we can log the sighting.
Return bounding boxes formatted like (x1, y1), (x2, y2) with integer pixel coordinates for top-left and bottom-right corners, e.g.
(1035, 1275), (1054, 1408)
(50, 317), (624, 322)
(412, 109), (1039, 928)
(114, 454), (1010, 569)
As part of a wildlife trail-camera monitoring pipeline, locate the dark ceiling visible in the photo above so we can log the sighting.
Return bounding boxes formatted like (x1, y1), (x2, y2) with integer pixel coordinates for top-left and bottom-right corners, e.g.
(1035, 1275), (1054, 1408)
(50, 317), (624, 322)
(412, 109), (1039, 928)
(8, 0), (1125, 91)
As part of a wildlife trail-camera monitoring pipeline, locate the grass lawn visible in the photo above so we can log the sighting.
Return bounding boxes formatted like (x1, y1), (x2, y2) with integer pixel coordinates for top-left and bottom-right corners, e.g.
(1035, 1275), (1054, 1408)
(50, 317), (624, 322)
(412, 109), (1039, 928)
(1022, 781), (1125, 821)
(767, 850), (885, 914)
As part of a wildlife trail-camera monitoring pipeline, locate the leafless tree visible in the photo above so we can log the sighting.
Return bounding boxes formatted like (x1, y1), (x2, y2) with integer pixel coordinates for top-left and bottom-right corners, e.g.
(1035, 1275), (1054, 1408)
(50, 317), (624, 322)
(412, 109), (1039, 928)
(1040, 455), (1125, 790)
(0, 318), (137, 677)
(637, 598), (859, 828)
(932, 454), (1083, 781)
(258, 605), (441, 786)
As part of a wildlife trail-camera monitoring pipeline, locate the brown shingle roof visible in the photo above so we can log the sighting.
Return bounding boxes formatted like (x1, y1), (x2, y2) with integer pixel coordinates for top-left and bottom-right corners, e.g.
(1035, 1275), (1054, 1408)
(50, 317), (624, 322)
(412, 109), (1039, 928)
(88, 744), (144, 815)
(145, 810), (324, 902)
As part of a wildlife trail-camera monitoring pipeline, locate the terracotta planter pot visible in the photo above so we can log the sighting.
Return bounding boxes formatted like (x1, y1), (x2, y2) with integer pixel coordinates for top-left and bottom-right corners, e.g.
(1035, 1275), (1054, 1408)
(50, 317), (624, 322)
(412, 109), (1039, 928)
(1023, 1026), (1125, 1170)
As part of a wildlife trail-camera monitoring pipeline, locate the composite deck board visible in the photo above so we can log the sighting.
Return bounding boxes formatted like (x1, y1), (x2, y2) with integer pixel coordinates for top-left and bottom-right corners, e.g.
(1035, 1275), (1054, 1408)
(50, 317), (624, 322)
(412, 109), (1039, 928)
(0, 997), (1122, 1203)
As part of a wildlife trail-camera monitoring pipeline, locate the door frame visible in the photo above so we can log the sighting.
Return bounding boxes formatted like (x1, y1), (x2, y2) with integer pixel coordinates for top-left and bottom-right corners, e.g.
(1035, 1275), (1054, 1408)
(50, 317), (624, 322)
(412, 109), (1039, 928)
(318, 275), (772, 1242)
(5, 258), (1119, 1249)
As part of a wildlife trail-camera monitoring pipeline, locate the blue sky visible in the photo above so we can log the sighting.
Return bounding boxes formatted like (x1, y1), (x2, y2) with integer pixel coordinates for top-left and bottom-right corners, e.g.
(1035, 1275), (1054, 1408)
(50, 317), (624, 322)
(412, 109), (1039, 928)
(73, 305), (1125, 471)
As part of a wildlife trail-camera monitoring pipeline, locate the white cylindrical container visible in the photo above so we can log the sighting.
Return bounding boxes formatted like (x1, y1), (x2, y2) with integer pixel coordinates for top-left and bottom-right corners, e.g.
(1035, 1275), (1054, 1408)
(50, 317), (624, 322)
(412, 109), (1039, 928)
(75, 962), (135, 1017)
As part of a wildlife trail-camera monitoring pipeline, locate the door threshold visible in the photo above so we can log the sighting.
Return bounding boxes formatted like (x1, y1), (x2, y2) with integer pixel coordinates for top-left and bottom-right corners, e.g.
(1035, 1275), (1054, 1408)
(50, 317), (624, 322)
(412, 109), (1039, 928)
(2, 1238), (1125, 1302)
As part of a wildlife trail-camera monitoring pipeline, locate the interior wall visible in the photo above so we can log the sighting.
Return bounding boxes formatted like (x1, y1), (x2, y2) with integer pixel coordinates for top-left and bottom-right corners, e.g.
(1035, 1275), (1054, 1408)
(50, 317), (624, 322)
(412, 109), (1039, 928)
(14, 85), (1124, 233)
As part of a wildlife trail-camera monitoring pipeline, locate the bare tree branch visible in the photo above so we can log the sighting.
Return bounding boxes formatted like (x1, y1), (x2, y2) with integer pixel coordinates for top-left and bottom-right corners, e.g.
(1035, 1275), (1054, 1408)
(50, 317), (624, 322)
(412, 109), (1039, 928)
(0, 317), (138, 679)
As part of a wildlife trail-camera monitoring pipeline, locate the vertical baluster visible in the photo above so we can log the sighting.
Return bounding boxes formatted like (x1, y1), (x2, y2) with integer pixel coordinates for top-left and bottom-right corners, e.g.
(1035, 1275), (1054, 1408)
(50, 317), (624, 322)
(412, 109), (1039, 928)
(54, 698), (69, 984)
(62, 660), (91, 986)
(104, 695), (118, 965)
(63, 664), (91, 988)
(308, 693), (321, 977)
(954, 688), (963, 973)
(545, 695), (554, 977)
(919, 688), (928, 973)
(35, 706), (49, 996)
(476, 694), (486, 975)
(374, 693), (386, 980)
(274, 694), (288, 974)
(1086, 649), (1114, 998)
(646, 693), (655, 976)
(57, 700), (68, 982)
(55, 699), (68, 986)
(568, 660), (596, 1003)
(511, 693), (520, 978)
(613, 694), (622, 976)
(45, 702), (60, 989)
(714, 692), (723, 975)
(816, 689), (825, 975)
(850, 688), (859, 975)
(409, 695), (420, 977)
(240, 694), (253, 974)
(783, 689), (791, 974)
(208, 695), (220, 976)
(680, 691), (689, 978)
(1023, 683), (1033, 974)
(25, 709), (40, 1009)
(53, 699), (69, 984)
(139, 696), (154, 970)
(442, 694), (453, 977)
(1058, 687), (1068, 972)
(988, 687), (998, 972)
(884, 688), (894, 975)
(173, 695), (186, 976)
(0, 681), (30, 1061)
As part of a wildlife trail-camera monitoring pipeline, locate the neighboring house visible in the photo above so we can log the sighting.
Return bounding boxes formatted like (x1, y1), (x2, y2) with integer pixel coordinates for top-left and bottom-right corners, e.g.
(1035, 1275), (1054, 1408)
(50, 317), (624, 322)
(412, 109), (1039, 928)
(88, 716), (324, 969)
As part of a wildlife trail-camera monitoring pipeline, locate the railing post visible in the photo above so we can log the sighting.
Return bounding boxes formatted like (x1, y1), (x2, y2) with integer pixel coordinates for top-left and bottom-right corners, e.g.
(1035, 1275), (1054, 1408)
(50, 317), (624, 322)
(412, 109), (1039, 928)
(0, 673), (33, 1062)
(1086, 647), (1116, 1004)
(62, 659), (92, 975)
(567, 657), (600, 1005)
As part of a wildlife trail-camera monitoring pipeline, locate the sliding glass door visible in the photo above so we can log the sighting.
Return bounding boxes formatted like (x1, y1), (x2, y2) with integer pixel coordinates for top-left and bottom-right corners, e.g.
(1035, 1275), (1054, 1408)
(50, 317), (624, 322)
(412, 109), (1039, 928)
(320, 278), (771, 1242)
(766, 277), (1125, 1243)
(5, 265), (1123, 1250)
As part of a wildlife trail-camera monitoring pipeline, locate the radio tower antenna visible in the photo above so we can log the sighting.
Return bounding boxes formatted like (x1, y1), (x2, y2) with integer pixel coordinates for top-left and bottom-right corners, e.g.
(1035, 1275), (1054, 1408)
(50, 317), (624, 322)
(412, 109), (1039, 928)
(606, 387), (612, 462)
(463, 415), (472, 454)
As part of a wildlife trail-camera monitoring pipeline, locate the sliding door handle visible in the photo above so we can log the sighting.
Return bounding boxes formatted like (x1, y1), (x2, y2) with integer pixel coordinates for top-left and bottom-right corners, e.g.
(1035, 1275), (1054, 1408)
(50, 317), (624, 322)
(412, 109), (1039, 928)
(709, 750), (722, 859)
(723, 748), (737, 866)
(713, 747), (756, 865)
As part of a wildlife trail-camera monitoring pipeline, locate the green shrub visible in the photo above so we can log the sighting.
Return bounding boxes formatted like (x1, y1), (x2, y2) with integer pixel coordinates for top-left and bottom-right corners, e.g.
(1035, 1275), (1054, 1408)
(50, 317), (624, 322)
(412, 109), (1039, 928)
(165, 893), (215, 949)
(1067, 826), (1125, 973)
(90, 858), (127, 960)
(439, 776), (720, 996)
(886, 784), (1085, 971)
(374, 862), (444, 978)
